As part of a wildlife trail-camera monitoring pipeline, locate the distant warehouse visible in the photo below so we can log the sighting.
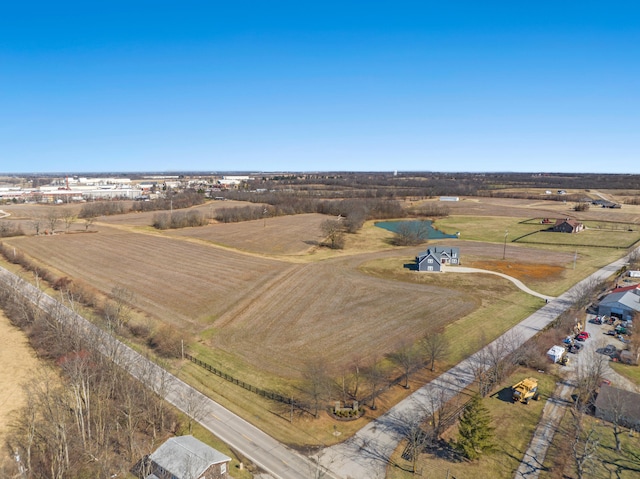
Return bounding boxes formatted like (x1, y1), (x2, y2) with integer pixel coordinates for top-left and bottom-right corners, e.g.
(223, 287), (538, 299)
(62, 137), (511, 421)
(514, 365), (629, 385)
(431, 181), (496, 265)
(439, 196), (459, 202)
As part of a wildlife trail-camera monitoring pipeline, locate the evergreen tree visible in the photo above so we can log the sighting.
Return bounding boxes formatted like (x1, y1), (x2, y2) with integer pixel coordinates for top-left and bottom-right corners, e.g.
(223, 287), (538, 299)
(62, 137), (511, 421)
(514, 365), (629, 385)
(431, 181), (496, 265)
(455, 394), (495, 460)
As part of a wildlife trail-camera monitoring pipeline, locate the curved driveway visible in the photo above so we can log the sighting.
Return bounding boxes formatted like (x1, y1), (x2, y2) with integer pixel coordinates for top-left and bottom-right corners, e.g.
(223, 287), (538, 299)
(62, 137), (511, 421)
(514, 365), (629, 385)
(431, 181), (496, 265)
(320, 251), (634, 479)
(449, 266), (555, 301)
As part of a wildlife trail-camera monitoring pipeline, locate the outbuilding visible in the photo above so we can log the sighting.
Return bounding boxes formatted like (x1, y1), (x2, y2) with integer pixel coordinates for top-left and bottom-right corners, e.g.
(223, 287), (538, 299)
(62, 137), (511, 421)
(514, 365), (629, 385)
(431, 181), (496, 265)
(598, 285), (640, 322)
(546, 345), (566, 363)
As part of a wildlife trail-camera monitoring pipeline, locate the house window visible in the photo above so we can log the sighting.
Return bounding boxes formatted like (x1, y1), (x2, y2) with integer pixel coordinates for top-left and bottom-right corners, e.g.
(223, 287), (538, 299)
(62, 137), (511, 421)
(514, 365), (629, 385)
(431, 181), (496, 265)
(427, 266), (433, 271)
(221, 463), (227, 474)
(452, 253), (457, 257)
(427, 258), (433, 263)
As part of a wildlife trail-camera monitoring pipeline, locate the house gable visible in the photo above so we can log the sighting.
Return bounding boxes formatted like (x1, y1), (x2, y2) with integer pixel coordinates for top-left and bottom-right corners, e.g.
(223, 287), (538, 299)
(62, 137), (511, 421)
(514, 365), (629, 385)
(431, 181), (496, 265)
(416, 246), (460, 272)
(553, 218), (584, 233)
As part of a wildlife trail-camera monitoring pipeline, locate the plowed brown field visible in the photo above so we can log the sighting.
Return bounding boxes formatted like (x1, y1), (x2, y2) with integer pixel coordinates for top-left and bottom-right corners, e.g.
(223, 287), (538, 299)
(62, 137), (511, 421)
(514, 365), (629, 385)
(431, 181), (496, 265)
(211, 252), (476, 377)
(167, 213), (328, 255)
(1, 205), (580, 381)
(6, 226), (288, 328)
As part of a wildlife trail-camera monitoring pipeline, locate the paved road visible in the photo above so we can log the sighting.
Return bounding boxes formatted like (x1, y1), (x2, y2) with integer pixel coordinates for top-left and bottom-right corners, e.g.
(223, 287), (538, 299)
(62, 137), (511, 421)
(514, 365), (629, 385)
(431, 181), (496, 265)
(0, 267), (330, 479)
(320, 252), (633, 479)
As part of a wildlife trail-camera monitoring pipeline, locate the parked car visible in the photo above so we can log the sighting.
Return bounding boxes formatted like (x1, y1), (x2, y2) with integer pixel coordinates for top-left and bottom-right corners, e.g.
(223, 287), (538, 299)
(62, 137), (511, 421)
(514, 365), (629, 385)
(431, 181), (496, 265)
(569, 343), (583, 354)
(602, 344), (617, 356)
(576, 331), (590, 341)
(591, 316), (602, 325)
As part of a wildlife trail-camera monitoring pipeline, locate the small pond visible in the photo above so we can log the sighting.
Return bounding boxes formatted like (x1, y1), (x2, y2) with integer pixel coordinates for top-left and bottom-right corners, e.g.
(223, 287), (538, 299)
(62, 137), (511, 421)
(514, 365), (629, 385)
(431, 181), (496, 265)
(374, 220), (458, 239)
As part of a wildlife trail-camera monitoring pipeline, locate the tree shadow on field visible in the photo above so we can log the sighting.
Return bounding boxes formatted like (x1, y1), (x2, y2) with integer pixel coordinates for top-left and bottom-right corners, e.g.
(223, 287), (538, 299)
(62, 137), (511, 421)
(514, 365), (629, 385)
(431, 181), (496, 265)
(304, 240), (320, 246)
(403, 263), (418, 271)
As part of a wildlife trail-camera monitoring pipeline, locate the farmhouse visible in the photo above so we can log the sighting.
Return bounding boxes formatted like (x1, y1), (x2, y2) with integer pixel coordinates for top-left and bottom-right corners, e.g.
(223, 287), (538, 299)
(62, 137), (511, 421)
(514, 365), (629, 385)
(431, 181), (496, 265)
(597, 285), (640, 321)
(595, 385), (640, 429)
(416, 246), (460, 272)
(144, 435), (231, 479)
(553, 218), (584, 233)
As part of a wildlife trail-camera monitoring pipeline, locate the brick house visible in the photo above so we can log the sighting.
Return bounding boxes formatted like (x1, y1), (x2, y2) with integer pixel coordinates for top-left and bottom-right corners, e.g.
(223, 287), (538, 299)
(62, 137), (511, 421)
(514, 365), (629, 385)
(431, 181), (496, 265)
(553, 218), (584, 233)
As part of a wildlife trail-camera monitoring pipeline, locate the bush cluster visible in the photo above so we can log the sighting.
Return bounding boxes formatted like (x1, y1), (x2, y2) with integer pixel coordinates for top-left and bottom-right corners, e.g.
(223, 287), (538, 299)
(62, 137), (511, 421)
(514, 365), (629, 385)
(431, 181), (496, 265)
(0, 221), (24, 237)
(152, 210), (208, 229)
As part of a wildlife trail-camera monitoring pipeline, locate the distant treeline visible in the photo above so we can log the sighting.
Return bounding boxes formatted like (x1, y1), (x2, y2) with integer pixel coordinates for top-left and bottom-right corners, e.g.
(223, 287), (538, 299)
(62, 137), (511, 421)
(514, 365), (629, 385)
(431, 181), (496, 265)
(78, 191), (204, 218)
(215, 196), (407, 232)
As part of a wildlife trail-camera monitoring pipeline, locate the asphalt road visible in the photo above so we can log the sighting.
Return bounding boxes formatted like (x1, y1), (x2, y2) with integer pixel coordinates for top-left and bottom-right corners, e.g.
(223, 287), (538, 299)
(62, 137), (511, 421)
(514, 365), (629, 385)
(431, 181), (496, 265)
(319, 251), (633, 479)
(0, 249), (634, 479)
(0, 267), (329, 479)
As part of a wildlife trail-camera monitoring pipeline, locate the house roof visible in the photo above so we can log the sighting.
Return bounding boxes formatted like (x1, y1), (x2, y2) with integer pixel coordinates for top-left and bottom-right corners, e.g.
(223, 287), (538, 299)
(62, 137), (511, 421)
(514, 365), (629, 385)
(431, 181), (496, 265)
(148, 435), (231, 479)
(611, 284), (640, 294)
(554, 218), (582, 228)
(600, 290), (640, 313)
(417, 246), (459, 262)
(595, 385), (640, 422)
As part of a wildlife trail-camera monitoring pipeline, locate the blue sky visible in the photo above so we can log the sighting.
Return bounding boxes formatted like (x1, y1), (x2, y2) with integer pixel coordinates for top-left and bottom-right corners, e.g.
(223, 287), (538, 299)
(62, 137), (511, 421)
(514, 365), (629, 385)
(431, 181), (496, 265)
(1, 1), (638, 174)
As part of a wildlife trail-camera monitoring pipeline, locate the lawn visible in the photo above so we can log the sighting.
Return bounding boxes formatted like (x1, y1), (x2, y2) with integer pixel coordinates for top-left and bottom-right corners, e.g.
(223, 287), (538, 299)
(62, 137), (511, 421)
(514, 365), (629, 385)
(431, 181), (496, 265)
(516, 228), (640, 248)
(540, 407), (640, 479)
(386, 368), (559, 479)
(610, 362), (640, 386)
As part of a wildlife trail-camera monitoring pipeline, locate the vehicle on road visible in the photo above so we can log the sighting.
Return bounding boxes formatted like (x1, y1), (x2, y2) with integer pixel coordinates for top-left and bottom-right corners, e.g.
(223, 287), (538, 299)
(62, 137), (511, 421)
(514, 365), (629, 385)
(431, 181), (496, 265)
(576, 331), (590, 341)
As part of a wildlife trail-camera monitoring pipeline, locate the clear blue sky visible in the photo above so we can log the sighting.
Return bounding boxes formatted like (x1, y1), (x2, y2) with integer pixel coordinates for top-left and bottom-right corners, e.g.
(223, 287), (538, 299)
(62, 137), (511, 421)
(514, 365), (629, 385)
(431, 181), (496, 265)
(1, 1), (638, 174)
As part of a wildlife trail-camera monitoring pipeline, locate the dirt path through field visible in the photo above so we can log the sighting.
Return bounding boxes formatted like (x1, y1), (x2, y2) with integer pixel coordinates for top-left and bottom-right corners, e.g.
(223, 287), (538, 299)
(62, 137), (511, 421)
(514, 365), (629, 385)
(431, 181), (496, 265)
(0, 311), (41, 447)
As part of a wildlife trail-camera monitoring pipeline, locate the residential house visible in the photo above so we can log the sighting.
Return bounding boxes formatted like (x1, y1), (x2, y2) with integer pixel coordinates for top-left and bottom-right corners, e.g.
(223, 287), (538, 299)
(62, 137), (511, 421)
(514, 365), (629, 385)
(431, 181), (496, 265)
(595, 385), (640, 429)
(144, 435), (231, 479)
(553, 218), (584, 233)
(598, 285), (640, 321)
(416, 246), (460, 272)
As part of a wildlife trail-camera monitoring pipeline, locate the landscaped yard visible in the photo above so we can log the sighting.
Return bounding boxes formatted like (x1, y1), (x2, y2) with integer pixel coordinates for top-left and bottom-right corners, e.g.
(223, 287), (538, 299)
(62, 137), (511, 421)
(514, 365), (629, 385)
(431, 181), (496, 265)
(386, 369), (559, 479)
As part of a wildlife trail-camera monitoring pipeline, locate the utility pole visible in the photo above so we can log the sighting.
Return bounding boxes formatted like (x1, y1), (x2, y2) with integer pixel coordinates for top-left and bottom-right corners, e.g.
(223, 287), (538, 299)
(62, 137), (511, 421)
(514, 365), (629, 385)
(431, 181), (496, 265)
(503, 229), (508, 260)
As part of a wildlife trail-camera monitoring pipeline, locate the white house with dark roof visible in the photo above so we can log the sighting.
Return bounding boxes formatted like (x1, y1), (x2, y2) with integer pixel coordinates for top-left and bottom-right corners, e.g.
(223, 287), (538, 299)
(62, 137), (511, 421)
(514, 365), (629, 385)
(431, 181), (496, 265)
(145, 435), (231, 479)
(416, 246), (460, 272)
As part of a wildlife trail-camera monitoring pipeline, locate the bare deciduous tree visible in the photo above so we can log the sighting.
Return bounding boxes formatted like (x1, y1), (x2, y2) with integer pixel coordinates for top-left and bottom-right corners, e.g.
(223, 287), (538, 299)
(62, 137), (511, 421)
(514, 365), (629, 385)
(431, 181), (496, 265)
(46, 210), (60, 233)
(103, 285), (134, 331)
(30, 217), (43, 235)
(388, 339), (422, 389)
(320, 219), (345, 249)
(302, 358), (331, 417)
(61, 208), (77, 233)
(570, 276), (605, 310)
(83, 215), (96, 231)
(422, 332), (449, 372)
(364, 358), (388, 410)
(570, 404), (600, 479)
(182, 388), (208, 434)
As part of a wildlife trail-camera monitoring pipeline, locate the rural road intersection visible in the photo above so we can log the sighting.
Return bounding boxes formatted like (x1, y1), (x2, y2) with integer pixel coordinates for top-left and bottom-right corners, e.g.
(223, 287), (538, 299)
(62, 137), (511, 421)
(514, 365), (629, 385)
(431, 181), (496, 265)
(0, 248), (635, 479)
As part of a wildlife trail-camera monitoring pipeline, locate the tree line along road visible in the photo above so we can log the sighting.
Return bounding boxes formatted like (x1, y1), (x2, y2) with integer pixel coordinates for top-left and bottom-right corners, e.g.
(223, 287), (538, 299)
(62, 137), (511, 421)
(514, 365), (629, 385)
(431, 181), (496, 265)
(0, 266), (333, 479)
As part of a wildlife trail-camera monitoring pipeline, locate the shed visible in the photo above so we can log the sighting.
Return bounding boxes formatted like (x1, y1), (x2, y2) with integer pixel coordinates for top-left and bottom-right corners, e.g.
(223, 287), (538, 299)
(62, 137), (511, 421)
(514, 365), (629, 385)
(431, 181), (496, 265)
(547, 345), (566, 363)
